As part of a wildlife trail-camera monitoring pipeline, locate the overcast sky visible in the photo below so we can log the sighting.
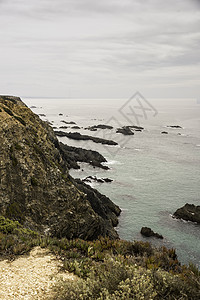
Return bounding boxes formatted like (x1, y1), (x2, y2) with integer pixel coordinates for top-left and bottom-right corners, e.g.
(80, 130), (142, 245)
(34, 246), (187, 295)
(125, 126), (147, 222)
(0, 0), (200, 99)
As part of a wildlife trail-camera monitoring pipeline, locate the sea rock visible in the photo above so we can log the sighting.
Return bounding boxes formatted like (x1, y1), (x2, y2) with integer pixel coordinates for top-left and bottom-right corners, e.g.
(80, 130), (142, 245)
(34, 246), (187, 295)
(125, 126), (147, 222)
(38, 114), (46, 117)
(55, 131), (118, 146)
(140, 227), (163, 239)
(61, 120), (76, 125)
(71, 126), (80, 129)
(0, 95), (120, 240)
(59, 126), (69, 129)
(59, 113), (63, 116)
(167, 125), (182, 129)
(116, 126), (134, 135)
(59, 143), (109, 170)
(128, 125), (144, 130)
(82, 176), (113, 183)
(173, 203), (200, 224)
(85, 124), (113, 131)
(161, 131), (168, 134)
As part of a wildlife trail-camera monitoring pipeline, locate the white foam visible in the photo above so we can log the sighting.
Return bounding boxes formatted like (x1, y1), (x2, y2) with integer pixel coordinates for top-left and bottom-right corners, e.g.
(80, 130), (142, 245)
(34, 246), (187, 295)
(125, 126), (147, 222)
(102, 160), (123, 165)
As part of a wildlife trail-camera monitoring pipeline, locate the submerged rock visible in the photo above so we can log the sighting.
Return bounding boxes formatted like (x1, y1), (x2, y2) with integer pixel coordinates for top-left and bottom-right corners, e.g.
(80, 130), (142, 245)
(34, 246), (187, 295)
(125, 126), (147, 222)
(141, 227), (163, 239)
(0, 95), (120, 240)
(173, 203), (200, 224)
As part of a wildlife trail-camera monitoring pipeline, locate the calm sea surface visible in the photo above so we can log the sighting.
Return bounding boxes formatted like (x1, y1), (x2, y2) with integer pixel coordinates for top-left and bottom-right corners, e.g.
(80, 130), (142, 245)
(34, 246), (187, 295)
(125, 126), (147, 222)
(24, 97), (200, 267)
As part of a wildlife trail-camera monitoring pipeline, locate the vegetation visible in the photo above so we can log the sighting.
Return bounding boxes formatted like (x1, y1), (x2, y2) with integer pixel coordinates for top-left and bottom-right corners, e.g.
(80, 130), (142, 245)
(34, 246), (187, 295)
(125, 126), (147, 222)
(31, 176), (38, 186)
(0, 215), (199, 299)
(14, 115), (26, 126)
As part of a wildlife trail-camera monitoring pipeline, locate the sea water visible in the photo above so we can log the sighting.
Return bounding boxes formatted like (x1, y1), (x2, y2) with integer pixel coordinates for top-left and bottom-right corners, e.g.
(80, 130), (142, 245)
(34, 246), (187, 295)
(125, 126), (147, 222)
(24, 97), (200, 267)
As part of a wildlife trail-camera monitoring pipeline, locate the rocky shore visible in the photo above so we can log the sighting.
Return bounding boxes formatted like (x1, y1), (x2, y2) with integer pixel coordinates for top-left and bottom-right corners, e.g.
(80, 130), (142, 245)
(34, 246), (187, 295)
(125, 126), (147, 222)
(0, 95), (120, 240)
(59, 142), (109, 170)
(173, 203), (200, 224)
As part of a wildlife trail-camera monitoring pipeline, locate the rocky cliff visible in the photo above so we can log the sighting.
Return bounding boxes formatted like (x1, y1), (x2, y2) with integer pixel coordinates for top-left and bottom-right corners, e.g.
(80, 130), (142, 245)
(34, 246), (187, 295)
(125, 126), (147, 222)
(0, 96), (120, 240)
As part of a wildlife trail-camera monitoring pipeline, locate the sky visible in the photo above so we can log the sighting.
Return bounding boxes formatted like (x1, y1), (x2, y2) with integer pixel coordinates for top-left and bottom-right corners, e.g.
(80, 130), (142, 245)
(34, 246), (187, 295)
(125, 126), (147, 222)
(0, 0), (200, 99)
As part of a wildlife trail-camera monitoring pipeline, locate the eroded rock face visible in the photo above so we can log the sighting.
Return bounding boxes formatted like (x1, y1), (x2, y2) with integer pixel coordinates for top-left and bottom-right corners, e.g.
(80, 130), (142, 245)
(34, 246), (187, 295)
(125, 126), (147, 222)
(173, 204), (200, 224)
(0, 96), (120, 240)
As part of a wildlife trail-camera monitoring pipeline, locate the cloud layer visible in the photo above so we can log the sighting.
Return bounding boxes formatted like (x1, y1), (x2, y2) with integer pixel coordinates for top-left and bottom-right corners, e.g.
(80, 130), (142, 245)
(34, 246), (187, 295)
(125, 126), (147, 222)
(0, 0), (200, 98)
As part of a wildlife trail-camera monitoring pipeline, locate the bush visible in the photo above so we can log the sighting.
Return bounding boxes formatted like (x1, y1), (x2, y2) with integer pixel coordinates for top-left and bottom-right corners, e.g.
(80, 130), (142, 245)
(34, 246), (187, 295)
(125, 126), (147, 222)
(0, 217), (199, 299)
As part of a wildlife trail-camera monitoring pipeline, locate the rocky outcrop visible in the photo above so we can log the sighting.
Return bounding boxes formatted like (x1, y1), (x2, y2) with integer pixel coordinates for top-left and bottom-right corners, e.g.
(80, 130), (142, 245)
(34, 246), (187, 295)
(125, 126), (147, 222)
(0, 95), (120, 240)
(85, 124), (113, 131)
(116, 126), (134, 135)
(71, 126), (81, 129)
(140, 227), (163, 239)
(82, 176), (113, 183)
(128, 125), (144, 131)
(167, 125), (182, 129)
(55, 131), (118, 146)
(59, 143), (109, 170)
(116, 125), (144, 135)
(173, 204), (200, 224)
(61, 120), (76, 125)
(74, 178), (121, 229)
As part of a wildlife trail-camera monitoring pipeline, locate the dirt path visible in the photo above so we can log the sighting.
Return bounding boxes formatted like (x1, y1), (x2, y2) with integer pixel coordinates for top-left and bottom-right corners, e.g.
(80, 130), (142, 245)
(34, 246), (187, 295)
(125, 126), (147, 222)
(0, 247), (75, 299)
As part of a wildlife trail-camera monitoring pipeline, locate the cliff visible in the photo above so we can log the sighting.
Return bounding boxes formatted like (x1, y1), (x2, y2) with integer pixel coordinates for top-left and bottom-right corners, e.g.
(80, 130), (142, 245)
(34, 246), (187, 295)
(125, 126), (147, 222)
(0, 95), (120, 240)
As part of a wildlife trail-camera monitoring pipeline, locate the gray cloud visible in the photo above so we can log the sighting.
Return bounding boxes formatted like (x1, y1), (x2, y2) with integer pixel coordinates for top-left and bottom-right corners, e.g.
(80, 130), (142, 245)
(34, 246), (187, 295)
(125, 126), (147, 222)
(0, 0), (200, 98)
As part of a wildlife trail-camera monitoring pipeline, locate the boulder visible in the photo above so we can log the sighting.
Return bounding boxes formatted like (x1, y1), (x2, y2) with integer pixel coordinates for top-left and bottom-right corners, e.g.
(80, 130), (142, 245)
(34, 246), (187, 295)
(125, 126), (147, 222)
(141, 227), (163, 239)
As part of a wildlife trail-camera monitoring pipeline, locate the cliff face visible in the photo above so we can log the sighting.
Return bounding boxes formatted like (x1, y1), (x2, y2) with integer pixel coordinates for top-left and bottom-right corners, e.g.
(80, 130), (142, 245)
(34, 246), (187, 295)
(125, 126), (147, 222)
(0, 96), (120, 240)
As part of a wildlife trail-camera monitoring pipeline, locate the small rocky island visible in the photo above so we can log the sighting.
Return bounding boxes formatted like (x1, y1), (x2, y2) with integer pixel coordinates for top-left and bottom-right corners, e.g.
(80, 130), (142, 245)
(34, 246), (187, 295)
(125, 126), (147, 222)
(141, 227), (163, 239)
(173, 203), (200, 224)
(54, 131), (118, 145)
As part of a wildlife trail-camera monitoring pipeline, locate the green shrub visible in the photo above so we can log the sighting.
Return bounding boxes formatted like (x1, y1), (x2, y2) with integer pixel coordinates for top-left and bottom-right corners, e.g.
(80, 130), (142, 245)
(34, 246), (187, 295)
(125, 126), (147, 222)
(5, 202), (25, 223)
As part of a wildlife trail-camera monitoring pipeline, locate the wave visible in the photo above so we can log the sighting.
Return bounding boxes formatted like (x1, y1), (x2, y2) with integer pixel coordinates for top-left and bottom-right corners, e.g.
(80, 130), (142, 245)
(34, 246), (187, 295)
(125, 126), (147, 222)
(103, 160), (123, 165)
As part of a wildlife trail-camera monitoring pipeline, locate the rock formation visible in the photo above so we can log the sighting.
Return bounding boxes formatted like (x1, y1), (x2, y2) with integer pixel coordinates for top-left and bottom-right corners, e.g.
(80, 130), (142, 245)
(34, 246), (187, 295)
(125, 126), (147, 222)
(85, 124), (113, 131)
(55, 131), (118, 145)
(140, 227), (163, 239)
(173, 203), (200, 224)
(59, 143), (109, 170)
(0, 95), (120, 240)
(167, 125), (182, 129)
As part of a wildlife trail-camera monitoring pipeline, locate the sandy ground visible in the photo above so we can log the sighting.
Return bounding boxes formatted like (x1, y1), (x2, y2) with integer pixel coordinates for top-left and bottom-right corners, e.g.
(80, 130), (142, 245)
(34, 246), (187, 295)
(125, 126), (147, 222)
(0, 247), (75, 299)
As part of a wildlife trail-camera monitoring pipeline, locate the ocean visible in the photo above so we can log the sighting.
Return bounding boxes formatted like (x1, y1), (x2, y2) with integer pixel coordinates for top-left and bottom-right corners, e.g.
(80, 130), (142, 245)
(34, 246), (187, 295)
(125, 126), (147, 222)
(23, 96), (200, 268)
